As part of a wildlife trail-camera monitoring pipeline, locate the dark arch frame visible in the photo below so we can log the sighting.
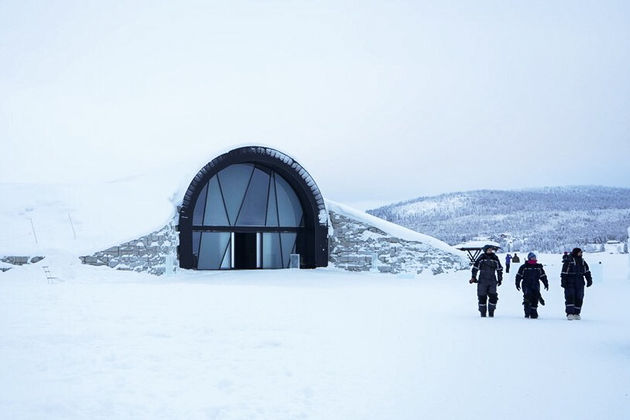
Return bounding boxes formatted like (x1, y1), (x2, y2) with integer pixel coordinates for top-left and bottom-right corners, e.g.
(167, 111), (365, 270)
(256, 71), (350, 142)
(178, 146), (328, 269)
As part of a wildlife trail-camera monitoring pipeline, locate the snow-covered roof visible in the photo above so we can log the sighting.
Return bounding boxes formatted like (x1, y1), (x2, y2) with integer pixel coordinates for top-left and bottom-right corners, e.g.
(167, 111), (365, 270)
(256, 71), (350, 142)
(327, 200), (465, 259)
(454, 240), (501, 250)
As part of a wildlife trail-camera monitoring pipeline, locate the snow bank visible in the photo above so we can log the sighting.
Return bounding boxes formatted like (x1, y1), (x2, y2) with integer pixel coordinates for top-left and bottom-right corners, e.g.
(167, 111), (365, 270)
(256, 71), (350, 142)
(326, 200), (463, 257)
(0, 175), (178, 256)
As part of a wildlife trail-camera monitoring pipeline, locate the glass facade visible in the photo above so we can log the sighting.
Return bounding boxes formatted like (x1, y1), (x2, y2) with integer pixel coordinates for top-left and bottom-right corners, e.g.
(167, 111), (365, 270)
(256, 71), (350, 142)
(197, 232), (231, 270)
(191, 163), (304, 269)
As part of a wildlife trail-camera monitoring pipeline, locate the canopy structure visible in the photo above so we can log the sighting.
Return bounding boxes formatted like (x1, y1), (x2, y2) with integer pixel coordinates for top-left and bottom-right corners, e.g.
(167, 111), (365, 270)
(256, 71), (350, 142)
(455, 242), (501, 264)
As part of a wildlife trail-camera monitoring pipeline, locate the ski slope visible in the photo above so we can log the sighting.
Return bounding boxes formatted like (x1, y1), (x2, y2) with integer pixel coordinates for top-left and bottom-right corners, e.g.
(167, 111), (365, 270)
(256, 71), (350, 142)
(1, 252), (629, 419)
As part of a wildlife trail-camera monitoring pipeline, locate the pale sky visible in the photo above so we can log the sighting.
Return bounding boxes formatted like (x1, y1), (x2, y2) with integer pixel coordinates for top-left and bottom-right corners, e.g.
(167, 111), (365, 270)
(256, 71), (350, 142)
(2, 1), (629, 209)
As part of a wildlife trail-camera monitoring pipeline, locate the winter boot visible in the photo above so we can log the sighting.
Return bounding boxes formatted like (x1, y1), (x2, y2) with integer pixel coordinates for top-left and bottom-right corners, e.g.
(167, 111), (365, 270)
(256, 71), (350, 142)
(488, 308), (495, 317)
(567, 314), (575, 320)
(479, 304), (487, 317)
(575, 314), (581, 320)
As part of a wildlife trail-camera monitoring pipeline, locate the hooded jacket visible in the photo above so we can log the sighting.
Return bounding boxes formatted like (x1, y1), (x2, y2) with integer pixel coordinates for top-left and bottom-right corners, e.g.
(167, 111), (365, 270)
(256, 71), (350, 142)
(561, 256), (592, 288)
(472, 253), (503, 283)
(515, 260), (549, 291)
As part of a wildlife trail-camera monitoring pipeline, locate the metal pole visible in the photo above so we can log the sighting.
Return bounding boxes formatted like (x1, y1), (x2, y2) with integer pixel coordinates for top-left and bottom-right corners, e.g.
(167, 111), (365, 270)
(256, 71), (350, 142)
(256, 232), (261, 268)
(29, 218), (38, 245)
(231, 232), (235, 269)
(68, 213), (77, 240)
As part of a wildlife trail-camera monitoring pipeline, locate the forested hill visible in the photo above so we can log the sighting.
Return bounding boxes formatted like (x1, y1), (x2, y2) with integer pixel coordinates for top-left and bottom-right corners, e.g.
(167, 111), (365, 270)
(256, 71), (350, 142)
(367, 186), (630, 252)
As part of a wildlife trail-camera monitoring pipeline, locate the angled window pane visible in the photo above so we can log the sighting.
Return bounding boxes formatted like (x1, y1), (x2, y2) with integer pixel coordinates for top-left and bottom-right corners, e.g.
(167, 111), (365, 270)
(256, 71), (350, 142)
(275, 173), (304, 227)
(280, 233), (297, 268)
(262, 232), (283, 268)
(203, 176), (229, 226)
(236, 167), (270, 226)
(198, 232), (231, 269)
(192, 231), (201, 266)
(220, 242), (231, 269)
(192, 184), (208, 225)
(265, 174), (279, 227)
(217, 164), (254, 225)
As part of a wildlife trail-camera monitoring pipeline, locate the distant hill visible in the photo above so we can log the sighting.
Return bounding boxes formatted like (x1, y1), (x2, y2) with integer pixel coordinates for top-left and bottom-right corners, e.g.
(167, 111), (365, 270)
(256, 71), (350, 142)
(367, 186), (630, 252)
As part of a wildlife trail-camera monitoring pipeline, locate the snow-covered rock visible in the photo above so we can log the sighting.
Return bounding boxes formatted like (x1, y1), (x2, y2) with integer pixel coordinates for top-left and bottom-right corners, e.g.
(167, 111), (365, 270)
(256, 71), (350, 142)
(327, 201), (467, 275)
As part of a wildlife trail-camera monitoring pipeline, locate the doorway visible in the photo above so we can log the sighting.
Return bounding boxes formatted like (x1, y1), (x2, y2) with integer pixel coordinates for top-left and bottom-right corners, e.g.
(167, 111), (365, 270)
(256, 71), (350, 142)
(233, 232), (259, 269)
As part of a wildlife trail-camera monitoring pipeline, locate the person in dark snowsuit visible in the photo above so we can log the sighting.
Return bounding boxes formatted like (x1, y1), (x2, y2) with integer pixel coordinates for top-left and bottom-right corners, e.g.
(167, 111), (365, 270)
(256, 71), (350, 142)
(561, 247), (593, 320)
(512, 253), (520, 263)
(469, 245), (503, 317)
(562, 251), (570, 264)
(515, 252), (549, 319)
(505, 253), (512, 273)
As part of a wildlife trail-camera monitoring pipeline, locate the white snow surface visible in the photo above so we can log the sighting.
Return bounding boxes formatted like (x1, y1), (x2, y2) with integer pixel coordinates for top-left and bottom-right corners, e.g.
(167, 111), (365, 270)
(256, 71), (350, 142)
(1, 252), (629, 419)
(0, 176), (180, 256)
(327, 200), (464, 258)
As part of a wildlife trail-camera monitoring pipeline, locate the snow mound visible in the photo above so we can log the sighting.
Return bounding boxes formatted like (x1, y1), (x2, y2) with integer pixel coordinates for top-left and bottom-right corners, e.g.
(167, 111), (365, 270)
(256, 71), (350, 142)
(0, 175), (179, 256)
(327, 200), (463, 258)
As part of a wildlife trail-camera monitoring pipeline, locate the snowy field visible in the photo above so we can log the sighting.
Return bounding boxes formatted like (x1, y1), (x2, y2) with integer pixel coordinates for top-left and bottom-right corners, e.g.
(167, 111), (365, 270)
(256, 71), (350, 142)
(1, 252), (629, 420)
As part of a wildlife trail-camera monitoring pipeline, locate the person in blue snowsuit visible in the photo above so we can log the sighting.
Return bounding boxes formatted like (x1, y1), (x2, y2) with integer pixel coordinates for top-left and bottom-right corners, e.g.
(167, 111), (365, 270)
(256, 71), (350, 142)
(505, 253), (512, 273)
(561, 248), (593, 320)
(469, 245), (503, 317)
(515, 252), (548, 319)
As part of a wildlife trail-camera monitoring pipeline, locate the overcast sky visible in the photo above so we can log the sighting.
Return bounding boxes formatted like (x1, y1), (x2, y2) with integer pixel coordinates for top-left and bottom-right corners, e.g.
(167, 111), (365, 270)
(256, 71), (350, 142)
(2, 1), (629, 209)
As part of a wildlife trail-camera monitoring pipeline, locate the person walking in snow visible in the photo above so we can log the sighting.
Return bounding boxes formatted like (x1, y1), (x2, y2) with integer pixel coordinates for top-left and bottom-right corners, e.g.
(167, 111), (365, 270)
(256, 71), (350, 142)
(469, 245), (503, 317)
(505, 253), (512, 273)
(512, 253), (520, 263)
(561, 247), (593, 320)
(515, 252), (549, 319)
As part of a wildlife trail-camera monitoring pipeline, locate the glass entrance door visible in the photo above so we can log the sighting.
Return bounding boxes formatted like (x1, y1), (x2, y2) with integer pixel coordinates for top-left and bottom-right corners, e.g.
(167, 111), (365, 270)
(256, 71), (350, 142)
(233, 232), (258, 269)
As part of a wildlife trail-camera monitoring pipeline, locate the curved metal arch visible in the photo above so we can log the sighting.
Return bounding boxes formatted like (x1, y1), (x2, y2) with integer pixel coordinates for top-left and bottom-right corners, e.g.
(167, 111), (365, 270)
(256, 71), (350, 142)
(179, 146), (328, 269)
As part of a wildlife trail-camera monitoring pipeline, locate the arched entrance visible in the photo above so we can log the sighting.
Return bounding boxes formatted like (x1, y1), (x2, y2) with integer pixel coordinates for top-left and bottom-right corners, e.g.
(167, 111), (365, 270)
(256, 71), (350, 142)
(178, 147), (328, 269)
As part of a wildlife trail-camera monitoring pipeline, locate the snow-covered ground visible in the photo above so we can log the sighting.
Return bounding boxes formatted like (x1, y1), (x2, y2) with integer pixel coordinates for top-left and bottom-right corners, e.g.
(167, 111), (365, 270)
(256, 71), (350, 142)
(1, 252), (629, 419)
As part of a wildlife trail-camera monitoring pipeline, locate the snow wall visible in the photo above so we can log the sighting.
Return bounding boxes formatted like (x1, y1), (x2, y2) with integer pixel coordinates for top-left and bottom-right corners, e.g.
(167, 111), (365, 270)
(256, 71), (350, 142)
(76, 200), (467, 276)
